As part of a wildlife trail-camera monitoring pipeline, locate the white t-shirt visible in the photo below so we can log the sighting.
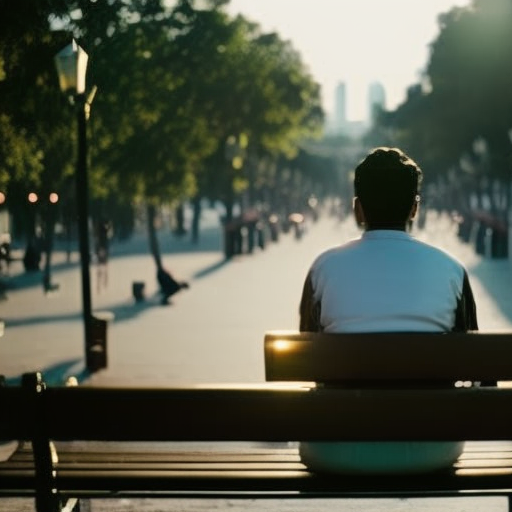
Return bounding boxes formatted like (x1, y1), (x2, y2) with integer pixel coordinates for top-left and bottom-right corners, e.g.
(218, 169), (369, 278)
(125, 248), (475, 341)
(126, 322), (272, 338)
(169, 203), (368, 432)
(300, 230), (477, 334)
(298, 229), (477, 474)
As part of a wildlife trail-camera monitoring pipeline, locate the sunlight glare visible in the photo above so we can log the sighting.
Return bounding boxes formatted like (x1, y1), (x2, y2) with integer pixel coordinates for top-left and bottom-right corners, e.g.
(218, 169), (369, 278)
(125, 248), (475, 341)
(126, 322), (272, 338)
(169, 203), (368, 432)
(273, 339), (293, 352)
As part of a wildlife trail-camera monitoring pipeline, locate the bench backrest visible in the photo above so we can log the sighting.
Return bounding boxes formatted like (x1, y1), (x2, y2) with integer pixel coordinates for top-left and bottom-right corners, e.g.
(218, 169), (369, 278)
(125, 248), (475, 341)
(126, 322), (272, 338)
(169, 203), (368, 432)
(2, 331), (512, 444)
(264, 330), (512, 383)
(3, 374), (512, 442)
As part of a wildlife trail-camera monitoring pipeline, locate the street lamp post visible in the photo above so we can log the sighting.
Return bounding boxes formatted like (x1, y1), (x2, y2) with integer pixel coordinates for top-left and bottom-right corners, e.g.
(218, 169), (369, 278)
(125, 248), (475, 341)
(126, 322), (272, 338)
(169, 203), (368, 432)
(55, 40), (101, 372)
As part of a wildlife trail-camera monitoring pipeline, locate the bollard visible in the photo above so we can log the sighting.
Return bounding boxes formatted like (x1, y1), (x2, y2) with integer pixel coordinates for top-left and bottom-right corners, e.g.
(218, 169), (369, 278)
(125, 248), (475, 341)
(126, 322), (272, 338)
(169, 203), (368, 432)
(86, 314), (112, 372)
(132, 281), (145, 302)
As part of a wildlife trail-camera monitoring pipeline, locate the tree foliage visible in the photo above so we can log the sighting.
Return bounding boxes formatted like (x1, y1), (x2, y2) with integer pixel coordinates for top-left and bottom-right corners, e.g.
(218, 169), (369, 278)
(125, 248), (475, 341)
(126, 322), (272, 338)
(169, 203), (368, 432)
(0, 0), (325, 266)
(0, 0), (76, 238)
(382, 0), (512, 214)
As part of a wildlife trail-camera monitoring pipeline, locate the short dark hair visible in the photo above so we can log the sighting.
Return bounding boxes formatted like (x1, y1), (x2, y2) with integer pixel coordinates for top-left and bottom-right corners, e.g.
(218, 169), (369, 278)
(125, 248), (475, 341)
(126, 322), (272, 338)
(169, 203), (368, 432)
(354, 147), (423, 227)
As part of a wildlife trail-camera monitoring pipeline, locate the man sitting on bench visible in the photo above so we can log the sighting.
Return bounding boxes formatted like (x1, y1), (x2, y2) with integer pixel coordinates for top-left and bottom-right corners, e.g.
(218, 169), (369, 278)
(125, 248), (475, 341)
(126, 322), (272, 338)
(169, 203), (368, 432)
(298, 147), (478, 474)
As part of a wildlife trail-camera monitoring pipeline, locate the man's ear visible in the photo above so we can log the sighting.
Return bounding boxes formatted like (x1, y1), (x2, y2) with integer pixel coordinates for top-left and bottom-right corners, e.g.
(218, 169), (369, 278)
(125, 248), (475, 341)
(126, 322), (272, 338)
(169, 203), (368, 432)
(353, 197), (365, 227)
(409, 200), (419, 220)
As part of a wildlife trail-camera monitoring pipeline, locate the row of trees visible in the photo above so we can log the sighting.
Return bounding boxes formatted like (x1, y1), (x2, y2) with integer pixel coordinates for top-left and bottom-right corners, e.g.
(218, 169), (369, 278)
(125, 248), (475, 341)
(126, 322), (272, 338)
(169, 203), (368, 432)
(0, 0), (331, 269)
(370, 0), (512, 229)
(6, 0), (510, 269)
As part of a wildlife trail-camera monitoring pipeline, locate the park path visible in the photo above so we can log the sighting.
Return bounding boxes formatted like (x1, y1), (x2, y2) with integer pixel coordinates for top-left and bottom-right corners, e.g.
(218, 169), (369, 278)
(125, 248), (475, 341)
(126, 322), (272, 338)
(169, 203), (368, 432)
(0, 207), (511, 386)
(1, 208), (511, 511)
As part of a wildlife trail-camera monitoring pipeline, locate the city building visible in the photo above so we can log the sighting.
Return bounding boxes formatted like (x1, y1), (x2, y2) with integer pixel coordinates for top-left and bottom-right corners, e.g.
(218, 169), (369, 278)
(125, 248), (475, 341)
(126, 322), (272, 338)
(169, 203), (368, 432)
(326, 80), (386, 138)
(334, 82), (347, 133)
(368, 81), (386, 122)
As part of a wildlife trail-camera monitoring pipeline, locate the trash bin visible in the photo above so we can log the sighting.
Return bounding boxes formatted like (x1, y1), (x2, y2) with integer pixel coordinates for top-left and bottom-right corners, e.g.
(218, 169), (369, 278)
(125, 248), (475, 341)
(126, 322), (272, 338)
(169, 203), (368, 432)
(489, 229), (508, 258)
(132, 281), (145, 302)
(87, 316), (108, 372)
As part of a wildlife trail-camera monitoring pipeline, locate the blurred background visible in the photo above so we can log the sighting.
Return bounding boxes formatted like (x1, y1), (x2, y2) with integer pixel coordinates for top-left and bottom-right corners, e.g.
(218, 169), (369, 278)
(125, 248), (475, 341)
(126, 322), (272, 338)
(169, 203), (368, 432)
(1, 0), (512, 383)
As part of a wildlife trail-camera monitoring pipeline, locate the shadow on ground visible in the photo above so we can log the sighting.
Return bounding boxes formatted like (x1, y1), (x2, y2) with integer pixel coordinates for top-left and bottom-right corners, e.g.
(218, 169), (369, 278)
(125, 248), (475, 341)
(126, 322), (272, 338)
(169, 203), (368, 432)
(0, 223), (225, 296)
(193, 257), (228, 279)
(3, 290), (169, 330)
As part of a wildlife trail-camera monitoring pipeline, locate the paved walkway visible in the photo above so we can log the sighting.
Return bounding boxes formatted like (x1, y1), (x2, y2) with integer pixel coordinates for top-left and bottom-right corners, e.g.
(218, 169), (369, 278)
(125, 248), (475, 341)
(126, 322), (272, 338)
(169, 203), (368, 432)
(1, 207), (511, 511)
(2, 208), (511, 386)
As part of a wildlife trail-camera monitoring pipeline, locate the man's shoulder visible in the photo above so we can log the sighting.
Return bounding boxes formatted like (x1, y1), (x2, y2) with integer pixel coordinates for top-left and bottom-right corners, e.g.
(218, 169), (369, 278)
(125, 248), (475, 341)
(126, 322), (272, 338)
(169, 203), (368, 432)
(404, 238), (469, 284)
(411, 237), (465, 266)
(311, 235), (466, 276)
(311, 238), (361, 268)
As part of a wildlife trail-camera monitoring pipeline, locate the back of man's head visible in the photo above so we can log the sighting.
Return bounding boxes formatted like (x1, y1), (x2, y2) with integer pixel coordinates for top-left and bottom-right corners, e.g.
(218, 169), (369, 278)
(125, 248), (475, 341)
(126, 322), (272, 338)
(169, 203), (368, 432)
(354, 147), (422, 228)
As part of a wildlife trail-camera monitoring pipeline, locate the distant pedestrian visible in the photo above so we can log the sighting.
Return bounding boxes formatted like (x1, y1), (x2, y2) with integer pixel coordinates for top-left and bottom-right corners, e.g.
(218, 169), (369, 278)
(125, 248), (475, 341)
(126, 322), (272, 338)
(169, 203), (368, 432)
(23, 234), (42, 272)
(94, 219), (112, 293)
(157, 265), (189, 305)
(0, 233), (11, 275)
(0, 277), (7, 300)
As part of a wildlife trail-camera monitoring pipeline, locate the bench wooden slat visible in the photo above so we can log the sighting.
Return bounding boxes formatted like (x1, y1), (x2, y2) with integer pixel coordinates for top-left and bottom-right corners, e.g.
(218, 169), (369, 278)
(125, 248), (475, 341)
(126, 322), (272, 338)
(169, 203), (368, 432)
(39, 464), (512, 495)
(20, 452), (302, 463)
(5, 385), (512, 441)
(73, 454), (301, 464)
(10, 443), (300, 463)
(5, 446), (512, 471)
(48, 467), (512, 495)
(4, 441), (512, 500)
(35, 387), (512, 441)
(264, 331), (512, 382)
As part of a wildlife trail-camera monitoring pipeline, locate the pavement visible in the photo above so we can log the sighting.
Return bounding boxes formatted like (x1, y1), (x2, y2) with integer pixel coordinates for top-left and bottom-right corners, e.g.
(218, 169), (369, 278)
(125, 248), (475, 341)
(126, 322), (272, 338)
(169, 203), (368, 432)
(1, 205), (512, 511)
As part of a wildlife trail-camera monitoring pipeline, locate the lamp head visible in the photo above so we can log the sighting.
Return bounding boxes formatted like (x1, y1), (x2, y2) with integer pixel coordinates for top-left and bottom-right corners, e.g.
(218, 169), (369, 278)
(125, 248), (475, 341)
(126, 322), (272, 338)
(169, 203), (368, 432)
(54, 39), (88, 95)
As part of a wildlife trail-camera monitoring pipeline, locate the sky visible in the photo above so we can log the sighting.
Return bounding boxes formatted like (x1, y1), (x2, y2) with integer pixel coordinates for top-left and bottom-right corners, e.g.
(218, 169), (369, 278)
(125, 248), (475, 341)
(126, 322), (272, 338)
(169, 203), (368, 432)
(226, 0), (471, 122)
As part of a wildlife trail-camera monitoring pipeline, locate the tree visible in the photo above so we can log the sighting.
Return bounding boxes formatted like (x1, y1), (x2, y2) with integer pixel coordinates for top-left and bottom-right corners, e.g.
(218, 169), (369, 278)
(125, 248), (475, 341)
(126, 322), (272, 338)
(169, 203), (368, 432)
(0, 1), (77, 285)
(171, 6), (324, 226)
(379, 0), (512, 217)
(1, 0), (324, 274)
(72, 0), (217, 268)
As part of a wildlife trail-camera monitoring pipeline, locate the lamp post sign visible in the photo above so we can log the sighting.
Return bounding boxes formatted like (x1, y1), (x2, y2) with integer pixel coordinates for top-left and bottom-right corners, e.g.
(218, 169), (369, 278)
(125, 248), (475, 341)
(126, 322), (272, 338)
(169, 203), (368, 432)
(55, 40), (105, 372)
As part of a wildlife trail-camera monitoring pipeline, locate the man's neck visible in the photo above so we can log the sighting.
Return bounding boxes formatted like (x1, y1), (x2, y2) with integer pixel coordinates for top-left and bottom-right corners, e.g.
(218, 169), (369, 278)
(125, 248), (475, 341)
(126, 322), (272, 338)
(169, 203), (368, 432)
(366, 224), (407, 231)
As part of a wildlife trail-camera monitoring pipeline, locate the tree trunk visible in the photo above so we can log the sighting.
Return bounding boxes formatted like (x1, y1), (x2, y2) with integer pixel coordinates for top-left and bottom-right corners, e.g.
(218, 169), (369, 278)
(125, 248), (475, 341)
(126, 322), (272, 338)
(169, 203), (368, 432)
(174, 203), (186, 236)
(23, 204), (41, 272)
(147, 203), (162, 270)
(191, 196), (201, 244)
(223, 181), (236, 259)
(42, 206), (56, 292)
(224, 196), (234, 224)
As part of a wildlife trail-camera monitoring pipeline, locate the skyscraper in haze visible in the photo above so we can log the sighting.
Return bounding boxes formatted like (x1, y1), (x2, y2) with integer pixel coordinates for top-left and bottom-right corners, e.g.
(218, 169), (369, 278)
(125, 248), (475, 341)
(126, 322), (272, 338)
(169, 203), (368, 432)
(328, 80), (386, 137)
(368, 81), (386, 122)
(334, 82), (347, 133)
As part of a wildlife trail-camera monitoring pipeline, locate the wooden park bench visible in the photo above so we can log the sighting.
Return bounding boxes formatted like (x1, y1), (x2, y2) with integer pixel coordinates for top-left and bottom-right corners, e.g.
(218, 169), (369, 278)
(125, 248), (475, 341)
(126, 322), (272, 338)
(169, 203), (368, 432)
(2, 330), (512, 512)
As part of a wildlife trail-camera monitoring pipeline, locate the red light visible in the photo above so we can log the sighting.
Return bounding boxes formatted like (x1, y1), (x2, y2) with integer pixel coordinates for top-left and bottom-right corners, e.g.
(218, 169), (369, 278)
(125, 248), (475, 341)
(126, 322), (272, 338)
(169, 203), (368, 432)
(28, 192), (38, 203)
(49, 192), (59, 204)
